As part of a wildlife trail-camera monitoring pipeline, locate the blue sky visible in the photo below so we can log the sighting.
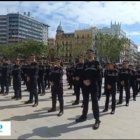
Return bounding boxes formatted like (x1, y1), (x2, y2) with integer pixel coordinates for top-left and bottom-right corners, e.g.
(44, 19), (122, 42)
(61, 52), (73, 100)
(1, 1), (140, 51)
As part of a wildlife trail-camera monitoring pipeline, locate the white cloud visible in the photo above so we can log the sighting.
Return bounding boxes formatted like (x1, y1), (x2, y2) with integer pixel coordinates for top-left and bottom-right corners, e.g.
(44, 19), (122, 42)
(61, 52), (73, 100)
(1, 1), (140, 25)
(34, 1), (140, 25)
(1, 1), (140, 40)
(138, 46), (140, 52)
(30, 1), (140, 38)
(126, 31), (140, 36)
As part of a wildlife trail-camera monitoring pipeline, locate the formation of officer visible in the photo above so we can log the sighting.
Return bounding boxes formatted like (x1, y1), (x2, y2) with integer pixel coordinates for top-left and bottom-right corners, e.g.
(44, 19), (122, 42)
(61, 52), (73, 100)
(72, 55), (84, 106)
(11, 58), (22, 100)
(48, 58), (64, 116)
(75, 49), (101, 130)
(103, 62), (118, 114)
(0, 49), (140, 130)
(0, 58), (11, 95)
(38, 60), (46, 96)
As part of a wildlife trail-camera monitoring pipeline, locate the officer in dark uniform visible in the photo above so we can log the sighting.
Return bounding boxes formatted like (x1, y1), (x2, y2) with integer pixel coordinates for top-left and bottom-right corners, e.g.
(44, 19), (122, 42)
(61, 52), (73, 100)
(1, 57), (11, 95)
(135, 64), (140, 95)
(0, 60), (2, 93)
(129, 64), (137, 101)
(11, 58), (22, 100)
(116, 64), (122, 93)
(48, 58), (64, 116)
(72, 55), (84, 105)
(25, 55), (39, 107)
(21, 60), (27, 86)
(66, 65), (69, 83)
(45, 60), (51, 90)
(8, 60), (13, 87)
(68, 63), (75, 90)
(97, 65), (103, 100)
(21, 60), (30, 92)
(102, 63), (108, 96)
(117, 61), (131, 106)
(38, 60), (46, 96)
(76, 49), (101, 130)
(102, 63), (118, 114)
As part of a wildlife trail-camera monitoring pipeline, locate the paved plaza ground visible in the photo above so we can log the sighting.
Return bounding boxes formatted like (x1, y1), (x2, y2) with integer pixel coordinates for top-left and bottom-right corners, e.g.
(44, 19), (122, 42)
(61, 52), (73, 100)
(0, 75), (140, 139)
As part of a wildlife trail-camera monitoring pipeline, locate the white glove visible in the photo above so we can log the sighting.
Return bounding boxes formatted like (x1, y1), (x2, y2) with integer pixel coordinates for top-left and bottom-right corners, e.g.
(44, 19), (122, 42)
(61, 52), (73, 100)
(83, 80), (91, 86)
(75, 77), (80, 81)
(50, 82), (54, 86)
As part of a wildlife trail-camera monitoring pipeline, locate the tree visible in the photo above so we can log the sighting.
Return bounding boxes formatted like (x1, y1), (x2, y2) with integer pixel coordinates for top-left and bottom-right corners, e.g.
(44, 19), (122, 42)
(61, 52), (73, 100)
(0, 40), (49, 59)
(95, 33), (128, 62)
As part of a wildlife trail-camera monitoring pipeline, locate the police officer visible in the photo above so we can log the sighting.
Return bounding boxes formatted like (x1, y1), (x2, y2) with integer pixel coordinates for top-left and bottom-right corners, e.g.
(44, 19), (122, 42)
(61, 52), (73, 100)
(102, 63), (109, 95)
(68, 63), (75, 90)
(8, 60), (13, 87)
(48, 58), (64, 116)
(11, 58), (22, 100)
(25, 55), (39, 107)
(1, 57), (11, 95)
(21, 60), (27, 86)
(22, 59), (30, 92)
(129, 64), (137, 101)
(135, 64), (140, 95)
(72, 55), (84, 105)
(116, 64), (122, 93)
(76, 49), (101, 130)
(45, 60), (51, 90)
(117, 61), (131, 106)
(0, 60), (2, 93)
(97, 65), (103, 100)
(38, 60), (46, 96)
(103, 63), (118, 114)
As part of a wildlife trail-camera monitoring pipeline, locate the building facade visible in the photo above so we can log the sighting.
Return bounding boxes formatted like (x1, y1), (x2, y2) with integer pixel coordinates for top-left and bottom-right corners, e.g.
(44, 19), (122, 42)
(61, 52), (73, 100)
(48, 38), (55, 48)
(0, 12), (49, 44)
(55, 22), (138, 63)
(55, 23), (97, 61)
(98, 21), (126, 38)
(0, 15), (8, 44)
(98, 21), (139, 63)
(128, 40), (138, 64)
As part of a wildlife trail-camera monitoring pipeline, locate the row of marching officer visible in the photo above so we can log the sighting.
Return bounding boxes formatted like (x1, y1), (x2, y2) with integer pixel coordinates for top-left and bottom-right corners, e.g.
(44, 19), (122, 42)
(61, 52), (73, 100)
(66, 49), (140, 130)
(0, 55), (64, 117)
(0, 55), (52, 106)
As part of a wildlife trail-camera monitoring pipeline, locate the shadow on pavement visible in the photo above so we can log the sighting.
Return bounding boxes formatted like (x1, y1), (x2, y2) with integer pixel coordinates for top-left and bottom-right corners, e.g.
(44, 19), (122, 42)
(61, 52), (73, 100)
(17, 121), (93, 139)
(0, 98), (52, 110)
(67, 104), (126, 121)
(2, 111), (58, 122)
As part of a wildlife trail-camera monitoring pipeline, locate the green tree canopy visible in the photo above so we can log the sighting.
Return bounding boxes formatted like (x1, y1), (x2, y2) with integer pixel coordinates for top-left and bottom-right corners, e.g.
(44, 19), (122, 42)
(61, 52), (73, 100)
(0, 40), (49, 59)
(95, 33), (128, 62)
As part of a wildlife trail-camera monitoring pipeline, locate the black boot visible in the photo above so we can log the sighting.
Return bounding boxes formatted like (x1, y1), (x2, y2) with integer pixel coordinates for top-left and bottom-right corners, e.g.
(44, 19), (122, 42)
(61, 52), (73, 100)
(76, 115), (87, 123)
(48, 108), (56, 112)
(24, 100), (33, 104)
(110, 110), (115, 115)
(32, 103), (38, 107)
(48, 101), (56, 112)
(102, 109), (108, 112)
(57, 101), (64, 116)
(72, 100), (79, 105)
(93, 119), (101, 130)
(11, 96), (16, 99)
(57, 111), (63, 116)
(117, 101), (122, 105)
